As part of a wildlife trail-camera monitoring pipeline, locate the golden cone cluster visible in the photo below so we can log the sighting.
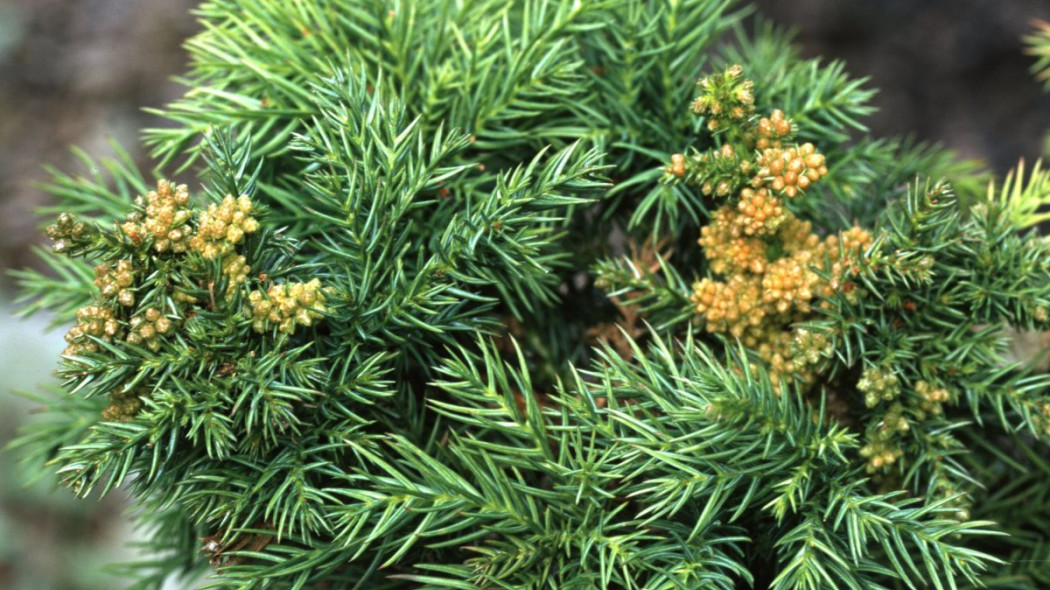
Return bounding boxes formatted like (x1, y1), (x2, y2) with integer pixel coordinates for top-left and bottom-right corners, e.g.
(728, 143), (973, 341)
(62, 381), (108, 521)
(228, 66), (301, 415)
(63, 304), (121, 356)
(667, 67), (830, 245)
(675, 68), (873, 387)
(666, 143), (756, 197)
(857, 365), (901, 408)
(690, 64), (755, 132)
(735, 187), (785, 235)
(670, 67), (981, 483)
(118, 183), (260, 299)
(691, 206), (872, 386)
(189, 195), (261, 297)
(864, 378), (957, 475)
(94, 260), (136, 307)
(692, 275), (765, 338)
(102, 389), (144, 423)
(56, 180), (282, 423)
(668, 153), (687, 178)
(778, 216), (822, 254)
(791, 327), (834, 374)
(248, 279), (328, 334)
(915, 379), (950, 417)
(860, 404), (907, 473)
(189, 195), (260, 260)
(223, 255), (252, 288)
(763, 255), (816, 314)
(754, 109), (792, 150)
(121, 180), (193, 252)
(698, 208), (767, 274)
(45, 212), (89, 254)
(126, 307), (174, 352)
(756, 143), (828, 199)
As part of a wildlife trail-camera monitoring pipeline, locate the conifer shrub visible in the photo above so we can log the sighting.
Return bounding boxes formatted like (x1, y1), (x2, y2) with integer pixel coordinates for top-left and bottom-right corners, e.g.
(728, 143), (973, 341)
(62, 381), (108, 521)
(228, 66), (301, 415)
(10, 1), (1050, 588)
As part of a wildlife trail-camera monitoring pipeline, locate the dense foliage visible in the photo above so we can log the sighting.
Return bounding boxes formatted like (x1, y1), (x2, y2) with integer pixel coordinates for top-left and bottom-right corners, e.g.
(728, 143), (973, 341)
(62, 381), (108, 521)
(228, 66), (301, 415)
(10, 1), (1050, 588)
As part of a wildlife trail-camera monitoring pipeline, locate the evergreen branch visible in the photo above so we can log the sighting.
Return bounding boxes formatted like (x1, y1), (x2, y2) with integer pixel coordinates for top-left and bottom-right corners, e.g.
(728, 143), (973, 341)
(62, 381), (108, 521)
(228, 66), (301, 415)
(720, 21), (876, 144)
(11, 2), (1050, 588)
(989, 159), (1050, 229)
(1024, 19), (1050, 92)
(11, 247), (96, 326)
(592, 253), (695, 331)
(38, 140), (151, 220)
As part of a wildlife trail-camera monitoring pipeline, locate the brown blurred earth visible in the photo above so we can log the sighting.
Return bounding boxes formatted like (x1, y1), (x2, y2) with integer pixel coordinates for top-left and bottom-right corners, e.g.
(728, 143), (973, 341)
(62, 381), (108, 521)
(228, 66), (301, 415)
(0, 0), (200, 276)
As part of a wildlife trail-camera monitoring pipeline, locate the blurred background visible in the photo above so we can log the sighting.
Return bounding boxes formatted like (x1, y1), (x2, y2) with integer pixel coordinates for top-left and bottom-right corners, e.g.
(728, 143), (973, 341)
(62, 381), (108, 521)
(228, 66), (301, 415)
(0, 2), (199, 589)
(0, 0), (1047, 588)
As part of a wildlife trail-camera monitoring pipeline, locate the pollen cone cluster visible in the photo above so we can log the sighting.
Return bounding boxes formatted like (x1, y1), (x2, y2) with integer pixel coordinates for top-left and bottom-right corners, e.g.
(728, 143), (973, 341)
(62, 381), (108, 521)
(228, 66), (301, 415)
(860, 402), (907, 473)
(126, 307), (174, 352)
(693, 207), (871, 386)
(48, 180), (287, 423)
(248, 279), (328, 335)
(675, 72), (873, 386)
(120, 180), (193, 252)
(45, 212), (90, 254)
(668, 67), (830, 242)
(94, 260), (136, 307)
(857, 377), (957, 475)
(754, 109), (792, 150)
(755, 143), (828, 199)
(690, 64), (754, 132)
(117, 183), (260, 299)
(189, 195), (260, 260)
(102, 388), (144, 423)
(187, 194), (261, 296)
(63, 304), (120, 357)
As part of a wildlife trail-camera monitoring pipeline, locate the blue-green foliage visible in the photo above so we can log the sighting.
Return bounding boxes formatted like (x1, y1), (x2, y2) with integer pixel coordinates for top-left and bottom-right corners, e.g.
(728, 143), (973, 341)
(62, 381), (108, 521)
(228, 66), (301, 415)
(11, 1), (1050, 589)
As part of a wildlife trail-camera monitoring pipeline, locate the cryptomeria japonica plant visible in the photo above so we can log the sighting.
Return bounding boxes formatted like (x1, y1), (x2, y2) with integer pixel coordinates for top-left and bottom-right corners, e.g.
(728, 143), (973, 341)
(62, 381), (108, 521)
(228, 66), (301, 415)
(9, 1), (1050, 588)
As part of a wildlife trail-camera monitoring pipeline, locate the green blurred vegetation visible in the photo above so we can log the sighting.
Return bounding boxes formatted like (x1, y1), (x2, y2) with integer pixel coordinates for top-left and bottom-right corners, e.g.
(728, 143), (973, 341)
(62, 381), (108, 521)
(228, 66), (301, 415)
(0, 302), (137, 590)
